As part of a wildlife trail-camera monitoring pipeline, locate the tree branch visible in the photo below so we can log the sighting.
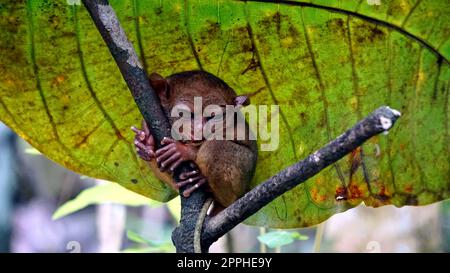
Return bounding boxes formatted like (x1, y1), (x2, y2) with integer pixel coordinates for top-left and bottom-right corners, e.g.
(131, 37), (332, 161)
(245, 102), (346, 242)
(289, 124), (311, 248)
(202, 106), (401, 246)
(82, 0), (209, 253)
(82, 0), (401, 253)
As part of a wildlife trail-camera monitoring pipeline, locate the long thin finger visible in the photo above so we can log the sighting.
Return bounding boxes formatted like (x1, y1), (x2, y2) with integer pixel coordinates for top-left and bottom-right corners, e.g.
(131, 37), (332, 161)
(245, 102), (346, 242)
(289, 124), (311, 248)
(180, 170), (198, 180)
(131, 126), (142, 135)
(161, 137), (175, 145)
(137, 151), (151, 161)
(135, 141), (153, 154)
(179, 176), (202, 185)
(156, 147), (177, 163)
(131, 126), (145, 141)
(175, 178), (199, 189)
(134, 141), (148, 151)
(155, 143), (175, 156)
(136, 145), (155, 158)
(161, 152), (181, 170)
(169, 158), (184, 172)
(183, 179), (207, 197)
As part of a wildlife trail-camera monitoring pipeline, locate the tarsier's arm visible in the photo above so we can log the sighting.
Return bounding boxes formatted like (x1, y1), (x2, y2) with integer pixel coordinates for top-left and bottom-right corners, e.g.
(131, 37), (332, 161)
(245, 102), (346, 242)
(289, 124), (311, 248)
(133, 121), (257, 207)
(132, 120), (204, 193)
(132, 119), (258, 205)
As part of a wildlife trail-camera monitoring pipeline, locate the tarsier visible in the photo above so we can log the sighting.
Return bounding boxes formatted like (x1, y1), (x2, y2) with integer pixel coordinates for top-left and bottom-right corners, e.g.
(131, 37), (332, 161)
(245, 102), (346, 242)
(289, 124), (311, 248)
(132, 71), (258, 208)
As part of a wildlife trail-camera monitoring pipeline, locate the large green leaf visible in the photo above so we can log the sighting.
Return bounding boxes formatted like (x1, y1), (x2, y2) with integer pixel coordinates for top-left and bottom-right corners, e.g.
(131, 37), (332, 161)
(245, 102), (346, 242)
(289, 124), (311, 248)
(0, 0), (448, 228)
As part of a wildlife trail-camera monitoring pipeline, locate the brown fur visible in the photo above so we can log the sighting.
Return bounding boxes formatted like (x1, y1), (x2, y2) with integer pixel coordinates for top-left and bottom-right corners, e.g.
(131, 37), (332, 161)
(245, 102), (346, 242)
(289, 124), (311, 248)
(150, 70), (258, 207)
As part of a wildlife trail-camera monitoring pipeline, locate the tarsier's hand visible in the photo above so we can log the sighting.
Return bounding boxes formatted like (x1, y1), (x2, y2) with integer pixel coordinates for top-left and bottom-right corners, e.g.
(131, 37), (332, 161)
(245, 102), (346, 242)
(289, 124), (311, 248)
(131, 120), (155, 161)
(132, 125), (207, 197)
(155, 138), (198, 173)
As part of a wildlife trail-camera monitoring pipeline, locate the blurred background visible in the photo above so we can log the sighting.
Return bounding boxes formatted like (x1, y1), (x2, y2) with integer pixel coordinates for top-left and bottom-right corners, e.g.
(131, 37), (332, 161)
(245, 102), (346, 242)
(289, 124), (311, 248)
(0, 122), (448, 253)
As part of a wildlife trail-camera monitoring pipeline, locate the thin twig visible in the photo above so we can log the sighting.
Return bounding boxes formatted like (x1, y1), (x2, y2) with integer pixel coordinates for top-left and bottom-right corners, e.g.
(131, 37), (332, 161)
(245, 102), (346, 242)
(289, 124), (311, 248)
(82, 0), (208, 253)
(202, 106), (401, 245)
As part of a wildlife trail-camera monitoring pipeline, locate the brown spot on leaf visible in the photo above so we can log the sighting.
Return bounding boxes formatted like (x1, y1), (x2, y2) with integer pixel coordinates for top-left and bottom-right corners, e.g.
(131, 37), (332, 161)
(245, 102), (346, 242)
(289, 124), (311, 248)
(352, 21), (386, 44)
(311, 188), (319, 202)
(198, 20), (221, 42)
(404, 184), (413, 193)
(115, 131), (124, 140)
(387, 1), (408, 17)
(56, 75), (65, 83)
(376, 185), (390, 201)
(299, 112), (307, 122)
(326, 18), (346, 37)
(349, 184), (364, 199)
(257, 11), (299, 42)
(273, 11), (281, 34)
(114, 162), (119, 167)
(335, 186), (348, 201)
(48, 14), (61, 30)
(131, 179), (138, 184)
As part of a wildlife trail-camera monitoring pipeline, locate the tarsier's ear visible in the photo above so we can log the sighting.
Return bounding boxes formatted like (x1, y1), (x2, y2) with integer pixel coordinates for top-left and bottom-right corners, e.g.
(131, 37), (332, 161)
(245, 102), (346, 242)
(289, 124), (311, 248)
(234, 95), (250, 107)
(149, 73), (169, 99)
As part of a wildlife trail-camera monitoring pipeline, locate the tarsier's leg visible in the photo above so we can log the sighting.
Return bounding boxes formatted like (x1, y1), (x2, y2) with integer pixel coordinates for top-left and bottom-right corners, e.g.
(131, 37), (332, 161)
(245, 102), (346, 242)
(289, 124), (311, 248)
(196, 140), (257, 207)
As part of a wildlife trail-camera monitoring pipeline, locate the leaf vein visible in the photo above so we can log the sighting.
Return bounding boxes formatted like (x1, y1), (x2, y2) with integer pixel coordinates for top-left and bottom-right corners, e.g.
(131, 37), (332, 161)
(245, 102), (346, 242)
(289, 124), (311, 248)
(184, 0), (203, 70)
(26, 0), (72, 157)
(300, 7), (346, 184)
(239, 0), (449, 64)
(73, 6), (124, 142)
